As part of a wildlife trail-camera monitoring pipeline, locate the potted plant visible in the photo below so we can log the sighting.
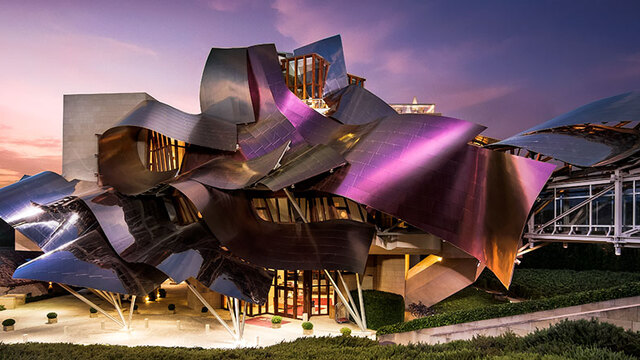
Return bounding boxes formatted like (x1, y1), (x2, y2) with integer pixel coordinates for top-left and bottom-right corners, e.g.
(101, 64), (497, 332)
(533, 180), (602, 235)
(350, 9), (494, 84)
(271, 315), (282, 329)
(158, 289), (167, 298)
(133, 304), (139, 314)
(201, 306), (208, 317)
(301, 321), (313, 335)
(340, 327), (351, 337)
(148, 292), (156, 302)
(168, 303), (176, 314)
(47, 312), (58, 324)
(89, 307), (98, 318)
(2, 319), (15, 331)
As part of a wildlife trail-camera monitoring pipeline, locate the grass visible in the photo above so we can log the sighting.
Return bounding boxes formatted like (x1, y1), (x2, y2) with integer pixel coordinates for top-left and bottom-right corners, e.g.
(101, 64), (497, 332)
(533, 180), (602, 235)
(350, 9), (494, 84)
(430, 286), (508, 314)
(476, 269), (640, 300)
(0, 320), (637, 359)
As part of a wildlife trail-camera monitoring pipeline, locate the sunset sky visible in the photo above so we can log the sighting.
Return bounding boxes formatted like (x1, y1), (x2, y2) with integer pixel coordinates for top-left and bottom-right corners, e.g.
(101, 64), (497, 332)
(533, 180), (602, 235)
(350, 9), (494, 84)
(0, 0), (639, 187)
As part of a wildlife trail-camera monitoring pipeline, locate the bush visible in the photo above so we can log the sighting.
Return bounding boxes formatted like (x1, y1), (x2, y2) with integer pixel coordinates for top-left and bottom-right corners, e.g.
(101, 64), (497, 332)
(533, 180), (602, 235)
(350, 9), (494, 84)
(46, 312), (57, 319)
(301, 321), (313, 330)
(408, 301), (436, 318)
(147, 292), (156, 301)
(271, 315), (282, 324)
(158, 289), (166, 298)
(340, 327), (351, 336)
(0, 305), (5, 311)
(2, 319), (15, 326)
(89, 308), (97, 314)
(377, 282), (640, 335)
(201, 306), (208, 313)
(168, 304), (175, 311)
(348, 289), (404, 330)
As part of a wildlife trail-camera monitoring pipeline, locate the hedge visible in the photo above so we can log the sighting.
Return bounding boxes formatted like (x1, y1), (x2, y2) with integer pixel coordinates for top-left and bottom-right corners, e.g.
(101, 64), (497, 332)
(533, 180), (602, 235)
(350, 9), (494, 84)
(348, 289), (404, 330)
(0, 320), (637, 359)
(377, 282), (640, 335)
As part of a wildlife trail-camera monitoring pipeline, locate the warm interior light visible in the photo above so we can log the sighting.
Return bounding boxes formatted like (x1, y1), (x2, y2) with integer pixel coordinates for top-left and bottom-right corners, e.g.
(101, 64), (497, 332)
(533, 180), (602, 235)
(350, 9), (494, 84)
(436, 256), (443, 262)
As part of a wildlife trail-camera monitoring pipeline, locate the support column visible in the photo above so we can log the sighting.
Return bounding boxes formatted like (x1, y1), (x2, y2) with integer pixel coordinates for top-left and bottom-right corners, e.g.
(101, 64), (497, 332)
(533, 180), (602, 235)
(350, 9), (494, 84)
(355, 273), (367, 329)
(614, 170), (623, 255)
(128, 295), (136, 330)
(324, 270), (366, 331)
(185, 280), (236, 339)
(58, 284), (124, 328)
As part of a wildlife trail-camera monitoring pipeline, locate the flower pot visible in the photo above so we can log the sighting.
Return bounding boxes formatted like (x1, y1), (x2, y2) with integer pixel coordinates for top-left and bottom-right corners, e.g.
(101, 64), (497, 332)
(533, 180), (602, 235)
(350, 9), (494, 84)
(303, 329), (313, 335)
(168, 310), (176, 314)
(271, 323), (281, 329)
(133, 310), (139, 314)
(90, 313), (98, 318)
(3, 325), (14, 332)
(48, 318), (58, 324)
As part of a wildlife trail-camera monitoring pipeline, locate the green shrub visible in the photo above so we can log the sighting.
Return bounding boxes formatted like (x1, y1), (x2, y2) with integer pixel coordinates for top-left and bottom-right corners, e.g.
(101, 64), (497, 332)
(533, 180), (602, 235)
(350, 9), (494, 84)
(271, 315), (282, 324)
(89, 307), (97, 314)
(147, 292), (156, 301)
(168, 304), (175, 311)
(201, 306), (207, 313)
(377, 282), (640, 335)
(301, 321), (313, 330)
(340, 327), (351, 336)
(348, 289), (404, 330)
(158, 289), (166, 298)
(2, 319), (15, 326)
(46, 312), (57, 319)
(0, 304), (5, 311)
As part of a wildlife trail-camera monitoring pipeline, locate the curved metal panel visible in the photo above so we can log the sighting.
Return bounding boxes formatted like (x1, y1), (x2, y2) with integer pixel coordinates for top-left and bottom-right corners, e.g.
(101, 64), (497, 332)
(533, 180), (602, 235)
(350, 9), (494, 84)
(311, 114), (555, 287)
(87, 190), (273, 304)
(490, 91), (640, 166)
(180, 141), (290, 190)
(248, 44), (344, 146)
(492, 129), (640, 167)
(0, 172), (79, 247)
(113, 100), (237, 151)
(200, 48), (255, 124)
(294, 35), (348, 96)
(172, 180), (376, 273)
(324, 84), (397, 125)
(259, 144), (347, 191)
(13, 229), (167, 296)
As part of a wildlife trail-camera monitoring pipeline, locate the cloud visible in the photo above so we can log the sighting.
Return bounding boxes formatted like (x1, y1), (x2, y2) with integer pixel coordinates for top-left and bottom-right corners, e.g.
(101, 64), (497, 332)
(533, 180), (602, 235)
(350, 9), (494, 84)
(0, 147), (60, 187)
(271, 0), (399, 65)
(205, 0), (260, 12)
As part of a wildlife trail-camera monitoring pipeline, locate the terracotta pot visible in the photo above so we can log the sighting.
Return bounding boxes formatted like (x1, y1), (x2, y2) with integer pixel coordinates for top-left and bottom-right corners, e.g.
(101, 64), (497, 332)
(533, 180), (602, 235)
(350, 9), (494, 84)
(3, 325), (14, 332)
(271, 323), (281, 329)
(303, 329), (313, 335)
(168, 310), (176, 314)
(90, 313), (98, 318)
(48, 318), (58, 324)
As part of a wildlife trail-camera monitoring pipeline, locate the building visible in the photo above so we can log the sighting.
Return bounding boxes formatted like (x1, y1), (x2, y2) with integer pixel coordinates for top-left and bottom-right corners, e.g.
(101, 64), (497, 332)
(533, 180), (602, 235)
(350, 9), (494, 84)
(0, 35), (556, 339)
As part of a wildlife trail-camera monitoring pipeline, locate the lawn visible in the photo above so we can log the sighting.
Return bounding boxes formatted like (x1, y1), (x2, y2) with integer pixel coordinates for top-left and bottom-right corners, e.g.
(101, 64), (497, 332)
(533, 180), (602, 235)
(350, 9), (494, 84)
(430, 286), (508, 314)
(0, 320), (637, 359)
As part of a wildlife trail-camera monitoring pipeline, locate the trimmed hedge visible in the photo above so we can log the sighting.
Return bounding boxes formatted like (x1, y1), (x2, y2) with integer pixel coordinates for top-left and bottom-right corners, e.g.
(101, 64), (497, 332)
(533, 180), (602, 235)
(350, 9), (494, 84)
(348, 290), (404, 330)
(377, 282), (640, 335)
(476, 268), (640, 299)
(0, 320), (637, 359)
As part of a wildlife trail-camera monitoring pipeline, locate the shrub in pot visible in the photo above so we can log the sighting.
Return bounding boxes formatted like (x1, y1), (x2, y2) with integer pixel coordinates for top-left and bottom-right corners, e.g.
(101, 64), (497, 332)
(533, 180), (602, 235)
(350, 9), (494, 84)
(133, 304), (139, 314)
(89, 307), (98, 318)
(271, 315), (282, 329)
(148, 292), (156, 302)
(340, 327), (351, 337)
(47, 312), (58, 324)
(158, 289), (167, 298)
(168, 303), (176, 314)
(2, 318), (15, 331)
(302, 321), (313, 335)
(201, 306), (208, 316)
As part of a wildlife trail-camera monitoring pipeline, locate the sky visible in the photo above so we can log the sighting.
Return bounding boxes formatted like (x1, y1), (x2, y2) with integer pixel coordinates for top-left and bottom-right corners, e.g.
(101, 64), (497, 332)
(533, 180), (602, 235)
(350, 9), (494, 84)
(0, 0), (639, 187)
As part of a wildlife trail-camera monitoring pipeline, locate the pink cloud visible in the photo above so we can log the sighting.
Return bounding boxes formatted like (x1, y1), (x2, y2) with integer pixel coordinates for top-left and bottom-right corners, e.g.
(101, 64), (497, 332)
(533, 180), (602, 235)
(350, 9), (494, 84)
(205, 0), (260, 12)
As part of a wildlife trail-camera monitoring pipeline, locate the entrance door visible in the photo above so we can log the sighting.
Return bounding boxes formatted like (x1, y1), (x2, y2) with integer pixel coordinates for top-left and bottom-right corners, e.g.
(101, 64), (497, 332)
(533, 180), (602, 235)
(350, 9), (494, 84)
(273, 270), (335, 319)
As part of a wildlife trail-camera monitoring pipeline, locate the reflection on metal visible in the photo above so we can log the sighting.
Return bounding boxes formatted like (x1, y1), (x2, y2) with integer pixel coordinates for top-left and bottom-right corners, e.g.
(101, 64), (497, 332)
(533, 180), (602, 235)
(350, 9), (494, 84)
(490, 91), (640, 167)
(59, 284), (125, 328)
(3, 35), (562, 308)
(200, 48), (255, 124)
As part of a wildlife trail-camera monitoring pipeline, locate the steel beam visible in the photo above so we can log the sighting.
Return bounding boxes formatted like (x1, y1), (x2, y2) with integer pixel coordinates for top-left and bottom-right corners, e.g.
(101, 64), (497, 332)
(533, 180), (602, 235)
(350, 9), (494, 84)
(185, 280), (236, 339)
(58, 284), (124, 328)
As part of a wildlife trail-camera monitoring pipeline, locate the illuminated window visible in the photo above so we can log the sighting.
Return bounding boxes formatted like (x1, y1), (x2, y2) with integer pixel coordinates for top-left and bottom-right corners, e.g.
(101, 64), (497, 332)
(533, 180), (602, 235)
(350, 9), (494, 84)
(146, 130), (186, 172)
